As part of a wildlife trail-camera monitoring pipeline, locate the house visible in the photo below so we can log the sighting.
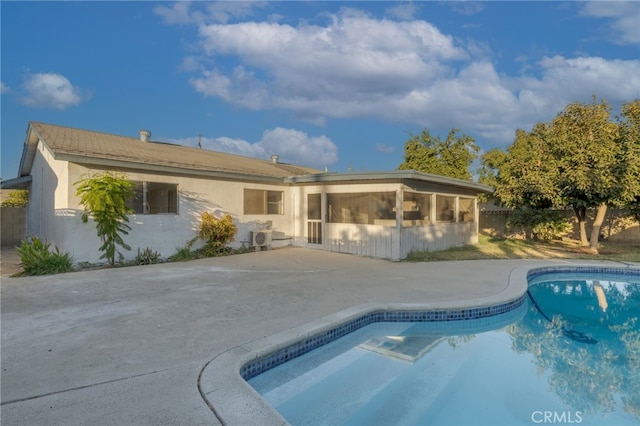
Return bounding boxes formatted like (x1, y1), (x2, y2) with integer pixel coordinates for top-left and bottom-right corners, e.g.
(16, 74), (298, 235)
(1, 122), (492, 263)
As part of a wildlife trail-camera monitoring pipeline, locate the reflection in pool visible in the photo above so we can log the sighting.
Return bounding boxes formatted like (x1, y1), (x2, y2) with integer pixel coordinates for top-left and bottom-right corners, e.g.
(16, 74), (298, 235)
(248, 269), (640, 425)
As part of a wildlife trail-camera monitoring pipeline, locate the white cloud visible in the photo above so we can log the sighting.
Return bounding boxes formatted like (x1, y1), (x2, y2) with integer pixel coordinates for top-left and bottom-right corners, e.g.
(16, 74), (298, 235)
(169, 5), (640, 146)
(580, 1), (640, 44)
(386, 2), (420, 21)
(165, 127), (338, 169)
(0, 82), (9, 94)
(20, 73), (88, 110)
(154, 1), (267, 25)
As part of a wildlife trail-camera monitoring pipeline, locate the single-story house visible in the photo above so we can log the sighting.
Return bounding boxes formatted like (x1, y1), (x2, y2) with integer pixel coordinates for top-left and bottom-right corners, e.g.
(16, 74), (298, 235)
(2, 122), (492, 263)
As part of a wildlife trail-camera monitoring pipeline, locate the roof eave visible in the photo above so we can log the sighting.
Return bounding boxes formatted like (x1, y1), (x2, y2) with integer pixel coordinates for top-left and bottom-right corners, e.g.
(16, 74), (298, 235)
(17, 122), (41, 177)
(284, 170), (494, 193)
(1, 175), (33, 189)
(58, 154), (289, 184)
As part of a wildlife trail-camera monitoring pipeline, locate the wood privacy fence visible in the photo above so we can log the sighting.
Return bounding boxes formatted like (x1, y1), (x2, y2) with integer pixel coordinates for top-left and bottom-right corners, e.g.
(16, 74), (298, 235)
(480, 208), (640, 242)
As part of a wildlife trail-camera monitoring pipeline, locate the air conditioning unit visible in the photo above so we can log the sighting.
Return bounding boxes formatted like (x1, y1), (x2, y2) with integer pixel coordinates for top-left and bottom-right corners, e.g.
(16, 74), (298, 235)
(252, 230), (272, 248)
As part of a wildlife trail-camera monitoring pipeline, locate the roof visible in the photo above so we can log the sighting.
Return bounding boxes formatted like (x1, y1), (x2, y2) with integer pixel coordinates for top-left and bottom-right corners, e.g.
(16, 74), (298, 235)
(285, 170), (493, 193)
(18, 122), (321, 182)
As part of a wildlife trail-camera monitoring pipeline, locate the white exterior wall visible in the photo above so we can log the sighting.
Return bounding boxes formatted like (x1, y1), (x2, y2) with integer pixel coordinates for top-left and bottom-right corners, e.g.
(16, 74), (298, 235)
(26, 141), (73, 251)
(292, 182), (479, 260)
(33, 160), (295, 265)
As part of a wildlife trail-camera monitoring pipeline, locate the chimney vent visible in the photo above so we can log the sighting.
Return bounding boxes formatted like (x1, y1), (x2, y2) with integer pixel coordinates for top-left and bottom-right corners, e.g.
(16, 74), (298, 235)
(138, 129), (151, 142)
(271, 154), (279, 164)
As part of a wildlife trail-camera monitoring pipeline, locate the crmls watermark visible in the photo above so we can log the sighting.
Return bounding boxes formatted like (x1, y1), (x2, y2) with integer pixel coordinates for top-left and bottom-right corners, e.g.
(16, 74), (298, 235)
(531, 411), (583, 424)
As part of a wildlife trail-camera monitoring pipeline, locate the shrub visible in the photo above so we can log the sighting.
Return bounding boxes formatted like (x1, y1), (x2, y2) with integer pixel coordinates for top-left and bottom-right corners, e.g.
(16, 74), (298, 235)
(169, 246), (195, 262)
(189, 212), (237, 256)
(16, 236), (74, 275)
(507, 208), (572, 241)
(75, 172), (135, 266)
(1, 190), (29, 207)
(134, 247), (161, 265)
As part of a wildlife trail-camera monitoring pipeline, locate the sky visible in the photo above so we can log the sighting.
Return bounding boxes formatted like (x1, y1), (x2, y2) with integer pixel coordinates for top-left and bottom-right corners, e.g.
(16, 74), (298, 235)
(1, 1), (639, 180)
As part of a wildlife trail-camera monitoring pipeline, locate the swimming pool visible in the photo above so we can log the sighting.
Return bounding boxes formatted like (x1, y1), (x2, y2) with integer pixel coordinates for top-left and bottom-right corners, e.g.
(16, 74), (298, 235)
(245, 266), (640, 425)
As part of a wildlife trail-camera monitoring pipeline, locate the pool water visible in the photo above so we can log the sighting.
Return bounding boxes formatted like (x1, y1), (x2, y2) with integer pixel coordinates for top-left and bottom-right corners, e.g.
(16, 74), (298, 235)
(248, 271), (640, 425)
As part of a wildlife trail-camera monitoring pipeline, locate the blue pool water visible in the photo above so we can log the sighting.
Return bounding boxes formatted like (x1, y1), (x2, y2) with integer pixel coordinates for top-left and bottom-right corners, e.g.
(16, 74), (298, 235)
(248, 268), (640, 425)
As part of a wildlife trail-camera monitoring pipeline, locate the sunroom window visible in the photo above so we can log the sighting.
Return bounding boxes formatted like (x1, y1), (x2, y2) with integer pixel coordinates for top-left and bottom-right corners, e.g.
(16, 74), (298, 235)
(327, 192), (396, 226)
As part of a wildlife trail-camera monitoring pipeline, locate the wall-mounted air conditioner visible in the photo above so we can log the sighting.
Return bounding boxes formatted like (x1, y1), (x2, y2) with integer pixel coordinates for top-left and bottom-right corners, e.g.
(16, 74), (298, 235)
(252, 230), (272, 248)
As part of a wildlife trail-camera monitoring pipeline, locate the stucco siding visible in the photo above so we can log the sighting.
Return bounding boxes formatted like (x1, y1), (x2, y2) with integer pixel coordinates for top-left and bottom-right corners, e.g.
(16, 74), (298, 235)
(58, 163), (295, 263)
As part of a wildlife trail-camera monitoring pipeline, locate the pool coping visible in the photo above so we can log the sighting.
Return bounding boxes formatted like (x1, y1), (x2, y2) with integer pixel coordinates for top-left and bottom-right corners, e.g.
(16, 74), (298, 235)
(198, 262), (640, 425)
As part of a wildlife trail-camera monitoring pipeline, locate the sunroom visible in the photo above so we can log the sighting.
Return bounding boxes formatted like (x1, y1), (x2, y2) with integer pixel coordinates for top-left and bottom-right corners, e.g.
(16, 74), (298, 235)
(286, 171), (492, 260)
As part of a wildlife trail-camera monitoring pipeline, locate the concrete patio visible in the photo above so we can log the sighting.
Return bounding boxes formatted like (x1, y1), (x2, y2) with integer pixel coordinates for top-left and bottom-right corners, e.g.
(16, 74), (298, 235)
(1, 247), (631, 425)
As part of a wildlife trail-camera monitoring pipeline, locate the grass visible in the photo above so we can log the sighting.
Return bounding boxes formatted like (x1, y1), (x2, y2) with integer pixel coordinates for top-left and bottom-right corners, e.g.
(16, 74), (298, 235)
(405, 234), (640, 263)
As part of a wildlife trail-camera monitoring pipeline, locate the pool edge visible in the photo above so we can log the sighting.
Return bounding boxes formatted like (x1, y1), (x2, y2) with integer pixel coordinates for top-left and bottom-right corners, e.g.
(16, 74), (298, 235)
(199, 261), (639, 425)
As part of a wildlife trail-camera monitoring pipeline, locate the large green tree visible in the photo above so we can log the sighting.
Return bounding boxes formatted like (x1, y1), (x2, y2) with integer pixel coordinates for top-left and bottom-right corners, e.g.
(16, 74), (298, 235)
(547, 98), (620, 249)
(486, 98), (640, 253)
(616, 99), (640, 220)
(398, 129), (479, 180)
(75, 172), (136, 266)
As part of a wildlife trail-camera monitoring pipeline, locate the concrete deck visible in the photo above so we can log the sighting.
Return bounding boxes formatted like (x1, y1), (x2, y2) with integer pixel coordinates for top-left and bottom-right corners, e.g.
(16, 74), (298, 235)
(1, 247), (633, 425)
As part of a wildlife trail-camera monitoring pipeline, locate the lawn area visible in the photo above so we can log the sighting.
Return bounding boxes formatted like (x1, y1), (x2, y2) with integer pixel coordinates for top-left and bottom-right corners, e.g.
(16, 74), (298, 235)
(405, 234), (640, 263)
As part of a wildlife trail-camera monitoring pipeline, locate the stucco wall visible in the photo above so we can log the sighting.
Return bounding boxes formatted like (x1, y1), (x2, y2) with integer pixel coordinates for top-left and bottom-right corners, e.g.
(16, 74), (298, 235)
(57, 163), (296, 264)
(1, 207), (26, 247)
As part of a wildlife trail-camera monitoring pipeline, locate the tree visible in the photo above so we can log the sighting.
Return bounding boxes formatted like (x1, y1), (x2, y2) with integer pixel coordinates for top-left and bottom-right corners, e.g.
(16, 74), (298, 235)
(398, 129), (479, 180)
(1, 190), (29, 207)
(492, 124), (560, 210)
(75, 172), (136, 266)
(616, 100), (640, 221)
(547, 99), (620, 250)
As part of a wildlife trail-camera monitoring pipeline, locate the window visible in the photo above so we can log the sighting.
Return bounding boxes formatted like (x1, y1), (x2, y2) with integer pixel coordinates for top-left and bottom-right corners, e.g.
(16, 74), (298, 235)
(244, 189), (284, 215)
(458, 197), (475, 222)
(403, 192), (432, 226)
(327, 192), (396, 226)
(127, 182), (178, 215)
(436, 195), (455, 222)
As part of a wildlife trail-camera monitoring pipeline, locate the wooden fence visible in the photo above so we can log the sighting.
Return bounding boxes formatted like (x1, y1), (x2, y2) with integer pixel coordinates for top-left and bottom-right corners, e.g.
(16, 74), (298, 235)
(480, 209), (639, 242)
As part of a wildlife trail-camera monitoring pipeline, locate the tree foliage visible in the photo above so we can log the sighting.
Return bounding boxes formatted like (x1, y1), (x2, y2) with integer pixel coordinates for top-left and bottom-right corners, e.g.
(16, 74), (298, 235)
(484, 98), (640, 253)
(1, 190), (29, 207)
(398, 129), (479, 181)
(75, 172), (136, 266)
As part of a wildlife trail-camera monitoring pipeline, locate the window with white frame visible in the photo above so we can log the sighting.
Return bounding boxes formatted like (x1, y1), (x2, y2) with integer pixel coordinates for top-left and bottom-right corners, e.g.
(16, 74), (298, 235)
(327, 192), (396, 225)
(403, 192), (432, 226)
(458, 197), (475, 222)
(127, 182), (178, 214)
(436, 195), (455, 222)
(244, 189), (284, 215)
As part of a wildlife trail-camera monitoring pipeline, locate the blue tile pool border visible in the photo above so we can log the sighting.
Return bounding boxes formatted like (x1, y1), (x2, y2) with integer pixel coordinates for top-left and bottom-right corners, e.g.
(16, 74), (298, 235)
(240, 265), (640, 381)
(240, 296), (526, 380)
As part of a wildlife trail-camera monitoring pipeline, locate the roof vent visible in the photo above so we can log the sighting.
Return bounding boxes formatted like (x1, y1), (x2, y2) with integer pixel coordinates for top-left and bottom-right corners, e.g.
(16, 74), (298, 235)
(138, 129), (151, 142)
(271, 154), (279, 164)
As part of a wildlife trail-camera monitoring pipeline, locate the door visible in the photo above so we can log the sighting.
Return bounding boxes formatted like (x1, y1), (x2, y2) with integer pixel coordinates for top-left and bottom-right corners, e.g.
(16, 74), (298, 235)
(307, 193), (322, 244)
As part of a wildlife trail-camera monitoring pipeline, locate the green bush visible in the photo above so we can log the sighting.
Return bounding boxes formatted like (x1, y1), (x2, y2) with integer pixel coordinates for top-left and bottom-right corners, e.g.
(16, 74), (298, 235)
(16, 236), (74, 276)
(507, 208), (572, 241)
(189, 212), (237, 256)
(169, 246), (195, 262)
(134, 247), (161, 265)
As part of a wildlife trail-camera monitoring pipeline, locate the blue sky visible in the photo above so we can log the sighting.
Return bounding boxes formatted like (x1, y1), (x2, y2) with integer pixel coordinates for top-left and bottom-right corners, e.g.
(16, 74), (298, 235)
(2, 1), (639, 180)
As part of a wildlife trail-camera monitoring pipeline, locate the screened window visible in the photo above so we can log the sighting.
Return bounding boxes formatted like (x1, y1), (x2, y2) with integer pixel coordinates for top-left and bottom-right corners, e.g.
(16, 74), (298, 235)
(327, 192), (396, 226)
(436, 195), (455, 222)
(244, 189), (284, 215)
(403, 192), (432, 226)
(458, 197), (475, 222)
(127, 182), (178, 215)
